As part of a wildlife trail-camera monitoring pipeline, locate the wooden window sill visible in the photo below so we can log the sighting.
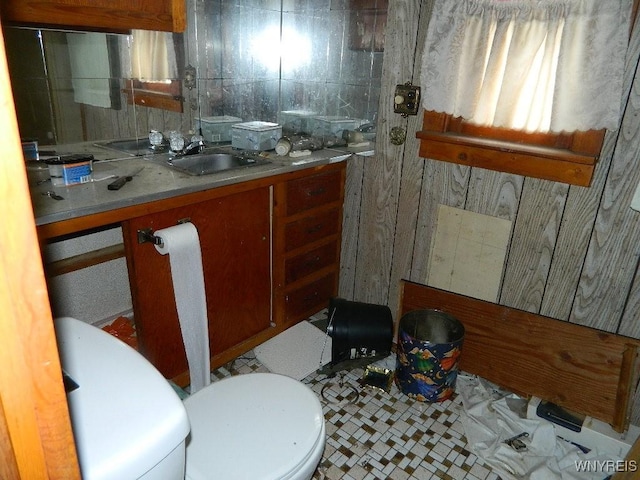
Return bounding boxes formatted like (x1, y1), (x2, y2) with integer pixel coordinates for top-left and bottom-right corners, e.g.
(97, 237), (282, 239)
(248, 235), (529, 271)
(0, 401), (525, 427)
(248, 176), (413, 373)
(417, 111), (605, 187)
(123, 79), (183, 113)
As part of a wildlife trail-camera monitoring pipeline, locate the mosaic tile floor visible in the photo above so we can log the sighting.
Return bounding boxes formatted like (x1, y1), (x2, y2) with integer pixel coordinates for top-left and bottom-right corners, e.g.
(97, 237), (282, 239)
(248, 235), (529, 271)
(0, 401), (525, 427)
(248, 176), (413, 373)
(210, 312), (500, 480)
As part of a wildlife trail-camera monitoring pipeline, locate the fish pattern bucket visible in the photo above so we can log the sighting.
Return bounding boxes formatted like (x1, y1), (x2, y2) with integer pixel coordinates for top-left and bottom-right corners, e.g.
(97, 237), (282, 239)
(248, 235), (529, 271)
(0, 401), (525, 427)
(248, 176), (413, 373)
(395, 309), (464, 402)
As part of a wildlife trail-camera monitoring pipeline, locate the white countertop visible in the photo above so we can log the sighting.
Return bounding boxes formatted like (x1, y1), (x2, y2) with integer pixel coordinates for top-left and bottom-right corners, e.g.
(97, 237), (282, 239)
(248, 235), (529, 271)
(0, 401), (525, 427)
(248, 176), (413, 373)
(28, 142), (359, 228)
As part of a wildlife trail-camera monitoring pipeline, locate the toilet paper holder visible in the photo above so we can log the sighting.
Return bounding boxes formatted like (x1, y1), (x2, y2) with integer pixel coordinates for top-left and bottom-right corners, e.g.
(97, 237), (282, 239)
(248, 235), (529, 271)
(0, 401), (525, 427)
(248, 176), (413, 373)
(137, 228), (164, 246)
(137, 218), (191, 246)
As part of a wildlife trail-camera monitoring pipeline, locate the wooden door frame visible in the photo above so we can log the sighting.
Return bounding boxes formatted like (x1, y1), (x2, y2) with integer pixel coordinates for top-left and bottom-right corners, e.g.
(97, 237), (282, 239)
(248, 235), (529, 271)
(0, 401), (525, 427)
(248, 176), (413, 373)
(0, 22), (80, 480)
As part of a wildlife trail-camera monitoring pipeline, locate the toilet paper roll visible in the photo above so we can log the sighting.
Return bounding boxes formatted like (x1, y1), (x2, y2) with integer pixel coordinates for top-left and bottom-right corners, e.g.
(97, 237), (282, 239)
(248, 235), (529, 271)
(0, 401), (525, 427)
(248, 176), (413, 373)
(154, 223), (211, 393)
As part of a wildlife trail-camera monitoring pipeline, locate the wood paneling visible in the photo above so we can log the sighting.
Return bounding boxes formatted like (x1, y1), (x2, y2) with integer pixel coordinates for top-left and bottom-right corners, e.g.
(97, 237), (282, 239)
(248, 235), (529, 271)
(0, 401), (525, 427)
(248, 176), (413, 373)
(339, 0), (640, 425)
(353, 0), (423, 307)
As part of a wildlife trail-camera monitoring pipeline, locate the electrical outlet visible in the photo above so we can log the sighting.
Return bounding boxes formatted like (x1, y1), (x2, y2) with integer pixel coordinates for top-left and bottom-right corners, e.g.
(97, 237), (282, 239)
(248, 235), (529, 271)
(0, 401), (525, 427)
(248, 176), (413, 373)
(394, 83), (421, 117)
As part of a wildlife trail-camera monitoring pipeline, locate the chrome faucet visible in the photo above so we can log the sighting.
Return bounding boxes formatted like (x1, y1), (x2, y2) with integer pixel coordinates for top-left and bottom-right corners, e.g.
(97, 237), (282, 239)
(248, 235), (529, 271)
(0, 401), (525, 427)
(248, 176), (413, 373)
(177, 139), (205, 157)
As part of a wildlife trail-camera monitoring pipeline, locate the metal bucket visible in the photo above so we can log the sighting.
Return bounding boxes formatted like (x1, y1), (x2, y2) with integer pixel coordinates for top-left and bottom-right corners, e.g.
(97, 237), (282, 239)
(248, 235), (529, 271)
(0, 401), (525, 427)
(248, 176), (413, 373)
(395, 309), (464, 402)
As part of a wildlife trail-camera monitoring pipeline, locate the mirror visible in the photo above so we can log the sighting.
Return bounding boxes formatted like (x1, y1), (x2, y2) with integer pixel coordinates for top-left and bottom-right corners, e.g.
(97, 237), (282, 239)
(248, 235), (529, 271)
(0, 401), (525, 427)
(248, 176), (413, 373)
(4, 0), (387, 147)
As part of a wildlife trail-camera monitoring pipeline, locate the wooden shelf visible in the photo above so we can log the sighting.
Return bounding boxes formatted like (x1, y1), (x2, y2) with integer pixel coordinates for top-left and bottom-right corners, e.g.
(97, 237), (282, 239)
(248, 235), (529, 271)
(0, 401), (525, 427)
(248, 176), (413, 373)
(417, 111), (605, 187)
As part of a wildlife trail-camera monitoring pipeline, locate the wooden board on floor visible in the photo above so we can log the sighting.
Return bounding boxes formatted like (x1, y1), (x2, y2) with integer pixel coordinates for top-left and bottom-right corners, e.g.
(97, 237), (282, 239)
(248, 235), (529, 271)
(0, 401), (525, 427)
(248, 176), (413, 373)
(399, 280), (640, 432)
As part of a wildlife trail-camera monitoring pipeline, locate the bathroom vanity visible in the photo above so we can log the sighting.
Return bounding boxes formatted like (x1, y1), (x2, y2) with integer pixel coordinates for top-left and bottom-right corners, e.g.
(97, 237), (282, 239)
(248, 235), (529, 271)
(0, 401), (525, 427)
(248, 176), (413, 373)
(34, 150), (347, 385)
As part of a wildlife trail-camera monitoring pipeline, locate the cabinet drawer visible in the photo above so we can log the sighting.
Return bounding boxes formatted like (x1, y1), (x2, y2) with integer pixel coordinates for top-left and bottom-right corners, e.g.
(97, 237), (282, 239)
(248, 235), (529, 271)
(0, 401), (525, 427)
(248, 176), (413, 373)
(285, 241), (339, 284)
(285, 170), (342, 216)
(285, 208), (341, 252)
(285, 273), (337, 321)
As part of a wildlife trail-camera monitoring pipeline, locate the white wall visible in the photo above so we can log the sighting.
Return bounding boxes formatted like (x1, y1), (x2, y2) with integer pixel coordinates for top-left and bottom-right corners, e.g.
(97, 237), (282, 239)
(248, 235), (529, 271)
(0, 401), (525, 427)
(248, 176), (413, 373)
(43, 227), (132, 325)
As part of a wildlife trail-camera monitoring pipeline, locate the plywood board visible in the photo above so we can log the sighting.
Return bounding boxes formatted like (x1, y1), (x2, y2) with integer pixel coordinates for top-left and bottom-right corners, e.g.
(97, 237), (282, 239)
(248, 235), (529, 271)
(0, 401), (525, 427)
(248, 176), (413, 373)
(428, 205), (510, 302)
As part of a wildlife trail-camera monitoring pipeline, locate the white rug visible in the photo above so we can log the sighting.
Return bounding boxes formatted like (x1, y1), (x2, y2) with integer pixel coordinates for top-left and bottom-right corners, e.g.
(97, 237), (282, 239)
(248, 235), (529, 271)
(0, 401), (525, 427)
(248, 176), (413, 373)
(254, 321), (332, 380)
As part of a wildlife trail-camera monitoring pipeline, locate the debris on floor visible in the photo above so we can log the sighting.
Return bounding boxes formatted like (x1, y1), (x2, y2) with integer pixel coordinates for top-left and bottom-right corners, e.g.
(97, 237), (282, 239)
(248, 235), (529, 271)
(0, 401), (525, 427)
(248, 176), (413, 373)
(102, 316), (137, 350)
(456, 373), (626, 480)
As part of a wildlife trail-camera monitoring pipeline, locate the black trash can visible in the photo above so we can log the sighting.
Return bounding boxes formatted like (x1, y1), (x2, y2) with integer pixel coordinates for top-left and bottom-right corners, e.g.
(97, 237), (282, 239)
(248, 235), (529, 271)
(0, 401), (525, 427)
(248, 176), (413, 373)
(395, 309), (464, 402)
(324, 298), (393, 372)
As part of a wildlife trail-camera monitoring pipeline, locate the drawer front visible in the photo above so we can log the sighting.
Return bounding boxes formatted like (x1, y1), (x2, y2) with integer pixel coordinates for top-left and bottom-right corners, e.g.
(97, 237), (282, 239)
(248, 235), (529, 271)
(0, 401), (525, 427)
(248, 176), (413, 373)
(285, 170), (342, 216)
(285, 241), (339, 284)
(284, 208), (341, 252)
(285, 273), (337, 322)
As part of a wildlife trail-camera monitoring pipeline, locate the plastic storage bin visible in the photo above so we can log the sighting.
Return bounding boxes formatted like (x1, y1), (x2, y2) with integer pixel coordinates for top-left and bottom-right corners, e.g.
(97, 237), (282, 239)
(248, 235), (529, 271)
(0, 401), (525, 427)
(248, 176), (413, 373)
(231, 121), (282, 151)
(278, 110), (317, 134)
(196, 116), (242, 143)
(395, 309), (465, 402)
(309, 116), (356, 138)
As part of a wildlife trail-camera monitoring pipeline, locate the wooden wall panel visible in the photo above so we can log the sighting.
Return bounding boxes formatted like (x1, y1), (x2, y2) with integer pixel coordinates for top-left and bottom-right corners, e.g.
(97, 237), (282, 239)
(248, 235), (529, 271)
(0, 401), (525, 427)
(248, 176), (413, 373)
(341, 0), (640, 424)
(352, 0), (421, 305)
(569, 79), (640, 331)
(465, 169), (523, 222)
(409, 161), (469, 286)
(338, 156), (365, 300)
(385, 0), (433, 323)
(500, 179), (568, 312)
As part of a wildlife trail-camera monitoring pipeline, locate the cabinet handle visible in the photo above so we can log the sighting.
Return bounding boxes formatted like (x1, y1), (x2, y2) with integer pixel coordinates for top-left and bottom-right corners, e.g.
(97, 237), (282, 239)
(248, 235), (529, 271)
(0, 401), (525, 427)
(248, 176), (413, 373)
(303, 256), (322, 269)
(303, 291), (319, 302)
(306, 187), (326, 196)
(306, 224), (323, 234)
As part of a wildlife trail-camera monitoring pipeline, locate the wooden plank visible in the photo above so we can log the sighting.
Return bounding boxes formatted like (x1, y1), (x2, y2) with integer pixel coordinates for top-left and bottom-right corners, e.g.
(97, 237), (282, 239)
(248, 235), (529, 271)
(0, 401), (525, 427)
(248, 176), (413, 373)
(353, 0), (419, 305)
(338, 155), (365, 300)
(387, 0), (433, 323)
(0, 26), (80, 477)
(0, 0), (186, 33)
(610, 10), (640, 339)
(465, 169), (523, 222)
(45, 243), (125, 277)
(500, 178), (568, 313)
(418, 133), (596, 186)
(409, 161), (470, 283)
(570, 74), (640, 331)
(400, 280), (640, 432)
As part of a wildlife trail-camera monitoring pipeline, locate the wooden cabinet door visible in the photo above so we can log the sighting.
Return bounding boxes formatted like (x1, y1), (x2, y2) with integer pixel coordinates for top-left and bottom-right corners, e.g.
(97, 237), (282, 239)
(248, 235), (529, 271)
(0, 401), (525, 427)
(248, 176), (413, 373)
(123, 186), (271, 381)
(0, 0), (186, 33)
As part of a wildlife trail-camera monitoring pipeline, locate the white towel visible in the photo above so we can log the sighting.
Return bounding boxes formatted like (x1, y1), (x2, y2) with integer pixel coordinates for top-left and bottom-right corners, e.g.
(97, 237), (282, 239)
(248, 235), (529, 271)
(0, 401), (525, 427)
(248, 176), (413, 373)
(67, 32), (112, 108)
(154, 223), (211, 393)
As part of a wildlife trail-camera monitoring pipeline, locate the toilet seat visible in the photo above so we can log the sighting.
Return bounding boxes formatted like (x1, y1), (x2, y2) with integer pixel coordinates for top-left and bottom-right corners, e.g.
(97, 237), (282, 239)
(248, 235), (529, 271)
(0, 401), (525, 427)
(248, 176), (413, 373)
(183, 373), (325, 480)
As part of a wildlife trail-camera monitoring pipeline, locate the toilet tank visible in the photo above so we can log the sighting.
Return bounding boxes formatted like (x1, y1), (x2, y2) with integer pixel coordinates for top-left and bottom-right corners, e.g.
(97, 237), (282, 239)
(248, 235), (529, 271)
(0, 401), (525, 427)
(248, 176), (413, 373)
(55, 317), (190, 480)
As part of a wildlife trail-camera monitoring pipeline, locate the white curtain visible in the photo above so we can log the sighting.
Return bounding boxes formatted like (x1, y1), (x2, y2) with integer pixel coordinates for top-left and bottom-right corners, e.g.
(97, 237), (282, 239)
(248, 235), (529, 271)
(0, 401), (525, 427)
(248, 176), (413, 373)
(130, 30), (177, 82)
(420, 0), (632, 133)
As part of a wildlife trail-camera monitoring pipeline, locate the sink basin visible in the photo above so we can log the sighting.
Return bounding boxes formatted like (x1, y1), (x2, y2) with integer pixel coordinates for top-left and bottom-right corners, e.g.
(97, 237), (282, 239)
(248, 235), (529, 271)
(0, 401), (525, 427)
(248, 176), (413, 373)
(164, 152), (270, 175)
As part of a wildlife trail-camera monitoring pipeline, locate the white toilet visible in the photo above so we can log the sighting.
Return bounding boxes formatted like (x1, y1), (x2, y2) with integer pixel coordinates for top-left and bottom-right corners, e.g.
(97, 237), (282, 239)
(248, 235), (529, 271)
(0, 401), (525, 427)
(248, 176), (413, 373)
(54, 316), (326, 480)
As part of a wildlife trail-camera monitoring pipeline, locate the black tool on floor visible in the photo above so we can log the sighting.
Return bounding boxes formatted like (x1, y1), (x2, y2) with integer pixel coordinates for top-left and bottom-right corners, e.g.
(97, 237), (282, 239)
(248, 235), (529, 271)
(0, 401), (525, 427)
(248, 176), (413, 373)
(108, 167), (144, 190)
(536, 400), (585, 432)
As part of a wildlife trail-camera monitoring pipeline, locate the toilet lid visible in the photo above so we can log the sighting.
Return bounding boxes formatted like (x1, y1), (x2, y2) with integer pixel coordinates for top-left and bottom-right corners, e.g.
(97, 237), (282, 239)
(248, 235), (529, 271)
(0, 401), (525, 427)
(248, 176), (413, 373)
(183, 373), (325, 480)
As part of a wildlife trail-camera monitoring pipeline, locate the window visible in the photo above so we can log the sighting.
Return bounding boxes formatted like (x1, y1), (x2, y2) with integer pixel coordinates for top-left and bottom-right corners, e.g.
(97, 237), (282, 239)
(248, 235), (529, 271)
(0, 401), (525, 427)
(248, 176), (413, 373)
(416, 0), (634, 186)
(123, 30), (184, 113)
